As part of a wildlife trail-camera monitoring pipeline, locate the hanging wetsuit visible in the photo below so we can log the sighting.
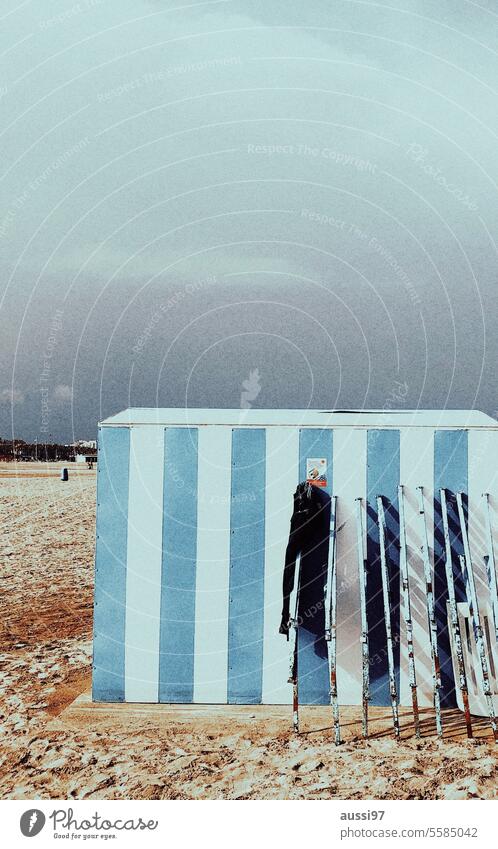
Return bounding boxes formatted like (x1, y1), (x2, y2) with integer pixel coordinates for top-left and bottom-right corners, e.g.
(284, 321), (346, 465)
(279, 481), (331, 636)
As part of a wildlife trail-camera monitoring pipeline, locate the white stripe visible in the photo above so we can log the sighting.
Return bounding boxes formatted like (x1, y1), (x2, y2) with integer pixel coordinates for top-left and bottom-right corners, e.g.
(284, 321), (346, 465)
(193, 427), (232, 703)
(468, 430), (498, 611)
(125, 427), (164, 702)
(399, 429), (434, 707)
(261, 428), (300, 704)
(333, 428), (367, 705)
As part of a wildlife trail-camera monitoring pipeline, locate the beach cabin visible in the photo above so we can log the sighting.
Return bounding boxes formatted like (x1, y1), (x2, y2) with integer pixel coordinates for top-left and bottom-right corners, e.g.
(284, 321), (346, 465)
(92, 408), (498, 709)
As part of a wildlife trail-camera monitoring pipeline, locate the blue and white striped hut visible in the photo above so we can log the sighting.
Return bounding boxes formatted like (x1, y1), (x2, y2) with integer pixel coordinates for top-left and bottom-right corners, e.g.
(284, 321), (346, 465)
(92, 408), (498, 709)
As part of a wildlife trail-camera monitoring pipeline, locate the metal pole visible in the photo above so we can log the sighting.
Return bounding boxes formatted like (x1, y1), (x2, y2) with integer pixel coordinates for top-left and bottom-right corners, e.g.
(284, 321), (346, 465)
(482, 493), (498, 643)
(324, 495), (341, 745)
(416, 486), (443, 738)
(440, 488), (473, 738)
(455, 494), (498, 743)
(377, 496), (400, 740)
(398, 485), (421, 738)
(288, 553), (301, 733)
(355, 497), (369, 738)
(324, 498), (335, 641)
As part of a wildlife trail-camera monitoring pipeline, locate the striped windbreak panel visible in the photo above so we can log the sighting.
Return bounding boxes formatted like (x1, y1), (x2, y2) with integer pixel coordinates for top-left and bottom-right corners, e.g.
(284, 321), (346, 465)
(93, 424), (495, 706)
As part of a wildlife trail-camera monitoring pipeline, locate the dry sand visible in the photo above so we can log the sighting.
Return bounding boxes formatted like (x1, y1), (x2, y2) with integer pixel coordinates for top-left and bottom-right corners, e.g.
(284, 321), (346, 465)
(0, 463), (497, 800)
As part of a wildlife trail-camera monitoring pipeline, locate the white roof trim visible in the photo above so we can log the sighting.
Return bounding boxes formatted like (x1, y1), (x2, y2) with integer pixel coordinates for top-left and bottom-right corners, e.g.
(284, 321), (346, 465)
(99, 408), (497, 429)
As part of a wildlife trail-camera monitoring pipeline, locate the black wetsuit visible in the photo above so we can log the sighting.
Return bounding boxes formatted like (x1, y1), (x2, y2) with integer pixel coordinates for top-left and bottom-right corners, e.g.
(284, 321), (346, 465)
(279, 482), (331, 636)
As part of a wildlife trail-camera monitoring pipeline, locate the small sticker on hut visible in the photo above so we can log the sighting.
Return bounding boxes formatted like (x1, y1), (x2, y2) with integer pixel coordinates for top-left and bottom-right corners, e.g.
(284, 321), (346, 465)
(306, 458), (327, 487)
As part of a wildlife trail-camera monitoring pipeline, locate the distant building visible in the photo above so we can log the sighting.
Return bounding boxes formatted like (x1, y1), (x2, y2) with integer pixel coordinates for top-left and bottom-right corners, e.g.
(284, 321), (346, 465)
(75, 452), (97, 464)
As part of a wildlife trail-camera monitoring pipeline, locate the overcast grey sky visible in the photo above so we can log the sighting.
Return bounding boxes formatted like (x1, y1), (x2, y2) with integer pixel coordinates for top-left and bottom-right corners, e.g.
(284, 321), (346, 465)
(1, 0), (497, 442)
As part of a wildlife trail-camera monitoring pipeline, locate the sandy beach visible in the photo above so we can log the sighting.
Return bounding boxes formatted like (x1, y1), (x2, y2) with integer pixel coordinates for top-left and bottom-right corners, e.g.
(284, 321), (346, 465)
(0, 464), (497, 800)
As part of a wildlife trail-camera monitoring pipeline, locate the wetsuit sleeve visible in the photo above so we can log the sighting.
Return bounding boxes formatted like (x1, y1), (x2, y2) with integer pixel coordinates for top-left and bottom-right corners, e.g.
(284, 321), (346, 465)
(279, 510), (304, 635)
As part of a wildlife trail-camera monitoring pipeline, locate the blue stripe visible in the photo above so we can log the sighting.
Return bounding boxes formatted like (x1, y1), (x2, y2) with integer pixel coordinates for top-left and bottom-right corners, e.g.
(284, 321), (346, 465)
(228, 429), (266, 704)
(434, 429), (468, 707)
(92, 427), (130, 701)
(159, 428), (198, 702)
(366, 429), (400, 707)
(297, 429), (333, 704)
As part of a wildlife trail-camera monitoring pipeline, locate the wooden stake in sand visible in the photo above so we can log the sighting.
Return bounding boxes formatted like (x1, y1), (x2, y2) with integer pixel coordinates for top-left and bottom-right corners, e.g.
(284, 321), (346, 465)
(355, 497), (369, 738)
(440, 488), (473, 739)
(288, 553), (301, 733)
(455, 493), (498, 744)
(416, 486), (443, 738)
(324, 495), (340, 745)
(482, 493), (498, 643)
(398, 485), (421, 738)
(377, 496), (400, 741)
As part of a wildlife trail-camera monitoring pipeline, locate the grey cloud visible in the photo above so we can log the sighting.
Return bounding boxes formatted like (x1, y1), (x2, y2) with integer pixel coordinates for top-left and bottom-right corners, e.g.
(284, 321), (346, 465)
(0, 0), (497, 440)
